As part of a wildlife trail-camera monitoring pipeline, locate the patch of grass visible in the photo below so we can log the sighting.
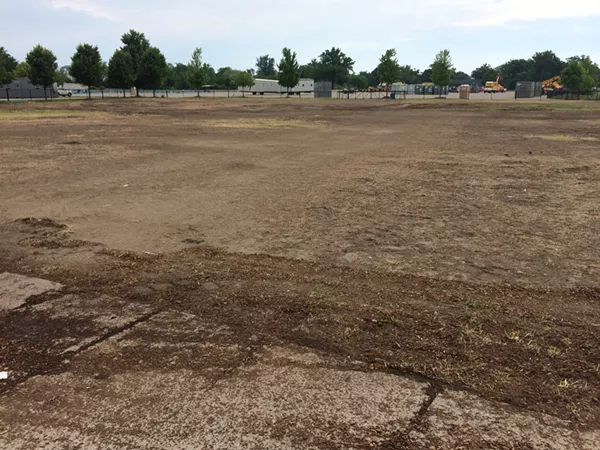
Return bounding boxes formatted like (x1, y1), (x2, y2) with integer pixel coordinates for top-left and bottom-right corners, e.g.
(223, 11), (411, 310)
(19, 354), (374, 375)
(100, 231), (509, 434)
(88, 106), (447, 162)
(505, 330), (521, 342)
(525, 134), (598, 142)
(547, 346), (562, 357)
(0, 109), (91, 119)
(207, 118), (323, 129)
(559, 378), (580, 388)
(465, 299), (482, 309)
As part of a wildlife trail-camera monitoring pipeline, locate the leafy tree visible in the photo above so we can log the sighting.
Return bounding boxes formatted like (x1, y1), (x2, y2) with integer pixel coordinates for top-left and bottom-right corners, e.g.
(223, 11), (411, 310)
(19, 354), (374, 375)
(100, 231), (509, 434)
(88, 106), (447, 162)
(471, 63), (497, 84)
(300, 59), (320, 80)
(567, 55), (599, 86)
(430, 49), (454, 96)
(0, 47), (18, 73)
(137, 47), (168, 96)
(317, 47), (354, 86)
(100, 61), (108, 87)
(188, 47), (205, 96)
(420, 69), (432, 82)
(70, 43), (103, 99)
(25, 45), (58, 99)
(359, 70), (378, 87)
(496, 59), (531, 89)
(561, 60), (595, 92)
(256, 55), (276, 78)
(54, 70), (69, 87)
(0, 56), (13, 85)
(121, 29), (150, 93)
(13, 62), (31, 78)
(348, 74), (368, 89)
(377, 49), (401, 88)
(278, 47), (300, 95)
(108, 49), (136, 97)
(398, 65), (420, 84)
(452, 71), (471, 85)
(530, 51), (565, 82)
(162, 63), (191, 89)
(216, 67), (236, 90)
(203, 63), (216, 85)
(233, 70), (255, 97)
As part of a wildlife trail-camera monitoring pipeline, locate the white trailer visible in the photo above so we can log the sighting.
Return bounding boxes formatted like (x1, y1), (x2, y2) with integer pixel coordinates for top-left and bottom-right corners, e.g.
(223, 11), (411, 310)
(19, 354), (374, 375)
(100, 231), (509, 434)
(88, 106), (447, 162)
(239, 78), (314, 95)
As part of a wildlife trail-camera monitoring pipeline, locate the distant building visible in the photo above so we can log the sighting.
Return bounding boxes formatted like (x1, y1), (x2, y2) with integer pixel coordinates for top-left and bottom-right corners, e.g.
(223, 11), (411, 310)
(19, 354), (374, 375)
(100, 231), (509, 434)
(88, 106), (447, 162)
(0, 77), (60, 99)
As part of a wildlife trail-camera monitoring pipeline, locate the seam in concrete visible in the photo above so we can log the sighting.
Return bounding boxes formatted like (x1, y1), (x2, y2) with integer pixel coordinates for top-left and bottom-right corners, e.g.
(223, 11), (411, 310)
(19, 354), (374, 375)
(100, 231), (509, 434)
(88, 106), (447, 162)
(1, 310), (161, 397)
(62, 310), (161, 357)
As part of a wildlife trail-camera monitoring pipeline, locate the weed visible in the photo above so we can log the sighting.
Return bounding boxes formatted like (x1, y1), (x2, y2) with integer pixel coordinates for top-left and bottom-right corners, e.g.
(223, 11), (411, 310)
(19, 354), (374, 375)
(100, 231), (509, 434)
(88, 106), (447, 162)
(505, 330), (521, 342)
(559, 378), (580, 388)
(465, 299), (482, 309)
(547, 346), (562, 357)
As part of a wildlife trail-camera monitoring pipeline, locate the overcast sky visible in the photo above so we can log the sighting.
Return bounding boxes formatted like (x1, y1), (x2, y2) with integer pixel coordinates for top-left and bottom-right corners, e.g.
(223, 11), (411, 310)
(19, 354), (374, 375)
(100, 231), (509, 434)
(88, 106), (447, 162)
(3, 0), (600, 73)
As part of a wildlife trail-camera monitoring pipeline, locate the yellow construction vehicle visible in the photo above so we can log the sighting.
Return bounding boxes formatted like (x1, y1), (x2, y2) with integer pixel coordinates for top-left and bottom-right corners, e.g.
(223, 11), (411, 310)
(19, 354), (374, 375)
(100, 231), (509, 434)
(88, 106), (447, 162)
(542, 76), (563, 94)
(484, 75), (505, 93)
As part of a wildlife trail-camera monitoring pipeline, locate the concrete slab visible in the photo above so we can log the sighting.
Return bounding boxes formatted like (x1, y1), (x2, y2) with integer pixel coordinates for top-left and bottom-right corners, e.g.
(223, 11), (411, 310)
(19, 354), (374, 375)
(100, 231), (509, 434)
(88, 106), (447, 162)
(2, 294), (153, 386)
(30, 294), (154, 354)
(409, 390), (600, 449)
(0, 272), (63, 311)
(0, 310), (429, 450)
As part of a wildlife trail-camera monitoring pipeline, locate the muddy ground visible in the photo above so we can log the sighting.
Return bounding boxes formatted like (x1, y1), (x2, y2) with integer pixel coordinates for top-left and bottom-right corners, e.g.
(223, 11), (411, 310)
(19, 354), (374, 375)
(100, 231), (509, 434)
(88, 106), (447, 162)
(1, 98), (600, 447)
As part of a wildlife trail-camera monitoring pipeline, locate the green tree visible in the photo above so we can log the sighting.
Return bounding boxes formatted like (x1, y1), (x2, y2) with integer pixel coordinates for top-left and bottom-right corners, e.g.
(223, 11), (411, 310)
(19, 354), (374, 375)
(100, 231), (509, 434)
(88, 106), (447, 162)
(567, 55), (599, 86)
(420, 69), (432, 82)
(398, 65), (421, 84)
(13, 62), (31, 78)
(187, 47), (205, 96)
(452, 71), (471, 85)
(70, 43), (103, 99)
(561, 60), (595, 92)
(107, 49), (136, 97)
(137, 47), (168, 96)
(121, 29), (150, 93)
(317, 47), (354, 86)
(430, 49), (454, 97)
(359, 70), (378, 87)
(530, 51), (565, 82)
(377, 49), (401, 88)
(233, 70), (255, 97)
(256, 55), (276, 78)
(0, 56), (13, 85)
(299, 59), (320, 80)
(216, 67), (236, 91)
(54, 70), (69, 87)
(471, 63), (497, 84)
(496, 59), (531, 89)
(25, 45), (58, 99)
(0, 47), (18, 73)
(278, 47), (300, 95)
(162, 63), (191, 89)
(203, 63), (216, 85)
(348, 74), (368, 89)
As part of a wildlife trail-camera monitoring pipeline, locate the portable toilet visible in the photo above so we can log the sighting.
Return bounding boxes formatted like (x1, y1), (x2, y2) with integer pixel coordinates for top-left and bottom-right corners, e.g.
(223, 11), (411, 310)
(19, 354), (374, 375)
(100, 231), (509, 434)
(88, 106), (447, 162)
(459, 84), (470, 100)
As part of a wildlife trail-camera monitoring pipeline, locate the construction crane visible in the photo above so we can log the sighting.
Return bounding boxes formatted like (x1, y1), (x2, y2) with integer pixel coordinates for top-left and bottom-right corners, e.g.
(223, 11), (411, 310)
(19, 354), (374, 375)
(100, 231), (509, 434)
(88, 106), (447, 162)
(542, 76), (563, 94)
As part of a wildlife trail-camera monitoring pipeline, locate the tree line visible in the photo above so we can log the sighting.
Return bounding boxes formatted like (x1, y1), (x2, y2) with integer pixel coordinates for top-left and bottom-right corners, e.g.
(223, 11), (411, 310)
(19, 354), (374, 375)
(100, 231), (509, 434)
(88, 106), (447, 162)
(1, 33), (598, 97)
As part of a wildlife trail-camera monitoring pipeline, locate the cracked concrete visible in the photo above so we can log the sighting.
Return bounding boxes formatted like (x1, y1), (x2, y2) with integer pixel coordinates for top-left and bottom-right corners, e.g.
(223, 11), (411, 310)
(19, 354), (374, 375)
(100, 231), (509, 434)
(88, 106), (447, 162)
(2, 276), (600, 449)
(0, 272), (63, 311)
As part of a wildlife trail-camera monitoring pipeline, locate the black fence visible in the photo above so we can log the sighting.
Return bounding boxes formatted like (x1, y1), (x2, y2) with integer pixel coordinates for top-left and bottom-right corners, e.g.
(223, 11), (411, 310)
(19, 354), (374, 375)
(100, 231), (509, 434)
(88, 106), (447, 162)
(547, 90), (600, 100)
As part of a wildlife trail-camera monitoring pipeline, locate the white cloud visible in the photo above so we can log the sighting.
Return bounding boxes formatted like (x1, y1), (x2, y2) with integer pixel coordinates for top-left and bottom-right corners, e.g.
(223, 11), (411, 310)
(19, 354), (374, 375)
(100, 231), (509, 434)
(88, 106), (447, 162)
(50, 0), (118, 21)
(47, 0), (600, 39)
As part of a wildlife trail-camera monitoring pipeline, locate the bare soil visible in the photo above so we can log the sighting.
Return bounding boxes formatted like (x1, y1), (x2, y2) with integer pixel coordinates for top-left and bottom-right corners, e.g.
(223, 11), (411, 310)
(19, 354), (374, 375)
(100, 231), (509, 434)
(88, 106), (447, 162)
(1, 98), (600, 430)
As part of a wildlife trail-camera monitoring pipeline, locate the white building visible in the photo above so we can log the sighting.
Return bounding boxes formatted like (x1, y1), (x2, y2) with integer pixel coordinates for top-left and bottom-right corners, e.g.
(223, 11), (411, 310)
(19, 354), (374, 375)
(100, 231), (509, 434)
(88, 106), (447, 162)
(239, 78), (314, 95)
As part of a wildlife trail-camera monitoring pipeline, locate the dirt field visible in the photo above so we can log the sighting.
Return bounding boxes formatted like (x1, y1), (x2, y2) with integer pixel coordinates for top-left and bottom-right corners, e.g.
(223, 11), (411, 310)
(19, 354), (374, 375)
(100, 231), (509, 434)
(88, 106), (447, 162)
(1, 98), (600, 447)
